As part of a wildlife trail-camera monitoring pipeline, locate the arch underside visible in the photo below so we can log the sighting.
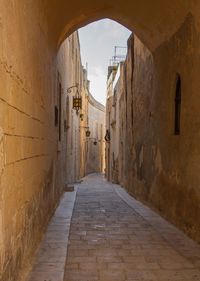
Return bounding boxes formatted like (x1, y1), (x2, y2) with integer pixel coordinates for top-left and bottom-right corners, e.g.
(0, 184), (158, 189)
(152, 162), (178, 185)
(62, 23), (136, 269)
(46, 0), (191, 50)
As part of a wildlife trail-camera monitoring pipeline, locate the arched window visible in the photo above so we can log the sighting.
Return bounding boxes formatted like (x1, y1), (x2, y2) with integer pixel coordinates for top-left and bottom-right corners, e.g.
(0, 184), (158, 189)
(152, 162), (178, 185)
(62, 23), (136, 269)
(174, 74), (181, 135)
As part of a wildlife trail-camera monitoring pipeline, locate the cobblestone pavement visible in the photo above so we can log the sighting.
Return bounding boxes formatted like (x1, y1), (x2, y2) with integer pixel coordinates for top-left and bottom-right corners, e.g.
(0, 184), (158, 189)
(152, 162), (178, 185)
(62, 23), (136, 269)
(64, 174), (200, 281)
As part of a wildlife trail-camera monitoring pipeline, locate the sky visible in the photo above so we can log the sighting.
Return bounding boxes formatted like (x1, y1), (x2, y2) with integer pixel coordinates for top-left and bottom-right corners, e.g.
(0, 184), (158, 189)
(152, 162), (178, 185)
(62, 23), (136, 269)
(78, 19), (131, 105)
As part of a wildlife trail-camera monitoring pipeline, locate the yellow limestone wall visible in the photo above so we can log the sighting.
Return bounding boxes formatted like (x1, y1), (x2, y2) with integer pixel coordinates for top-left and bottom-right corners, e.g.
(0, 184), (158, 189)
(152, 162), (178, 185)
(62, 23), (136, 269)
(107, 14), (200, 243)
(0, 1), (63, 280)
(56, 32), (83, 185)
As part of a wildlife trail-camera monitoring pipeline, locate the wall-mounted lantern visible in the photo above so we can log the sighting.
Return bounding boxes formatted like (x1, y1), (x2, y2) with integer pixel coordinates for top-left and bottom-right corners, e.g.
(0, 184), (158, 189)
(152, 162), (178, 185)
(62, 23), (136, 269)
(80, 113), (84, 121)
(54, 106), (58, 127)
(67, 83), (82, 113)
(86, 130), (91, 137)
(105, 129), (110, 142)
(73, 96), (82, 111)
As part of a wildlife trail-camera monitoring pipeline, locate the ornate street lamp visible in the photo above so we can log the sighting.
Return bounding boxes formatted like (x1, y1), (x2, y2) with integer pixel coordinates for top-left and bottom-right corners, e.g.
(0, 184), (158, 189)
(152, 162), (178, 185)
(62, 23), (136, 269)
(80, 126), (90, 137)
(80, 113), (84, 121)
(67, 83), (82, 113)
(86, 130), (91, 137)
(105, 129), (110, 142)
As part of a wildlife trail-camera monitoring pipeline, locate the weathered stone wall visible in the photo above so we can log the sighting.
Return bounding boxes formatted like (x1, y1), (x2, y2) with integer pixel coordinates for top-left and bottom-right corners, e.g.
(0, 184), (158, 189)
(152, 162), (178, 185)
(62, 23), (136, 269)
(147, 14), (200, 242)
(79, 69), (90, 179)
(105, 67), (117, 181)
(123, 35), (154, 198)
(106, 64), (124, 183)
(0, 1), (64, 280)
(113, 14), (200, 242)
(57, 32), (83, 184)
(57, 32), (106, 180)
(57, 31), (105, 181)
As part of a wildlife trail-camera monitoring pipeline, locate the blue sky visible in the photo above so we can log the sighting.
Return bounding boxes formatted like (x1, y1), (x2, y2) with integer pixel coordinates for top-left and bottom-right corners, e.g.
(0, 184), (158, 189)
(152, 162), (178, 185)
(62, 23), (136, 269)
(78, 19), (131, 105)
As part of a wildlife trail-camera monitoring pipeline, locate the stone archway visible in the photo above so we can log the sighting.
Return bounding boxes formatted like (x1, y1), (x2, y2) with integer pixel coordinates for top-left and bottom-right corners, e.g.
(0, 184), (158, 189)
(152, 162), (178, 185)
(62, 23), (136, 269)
(45, 0), (190, 50)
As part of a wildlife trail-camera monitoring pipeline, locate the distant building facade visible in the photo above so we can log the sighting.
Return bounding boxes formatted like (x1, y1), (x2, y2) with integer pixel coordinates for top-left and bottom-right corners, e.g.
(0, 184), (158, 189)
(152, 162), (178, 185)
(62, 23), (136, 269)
(86, 93), (105, 174)
(105, 63), (124, 183)
(57, 31), (105, 184)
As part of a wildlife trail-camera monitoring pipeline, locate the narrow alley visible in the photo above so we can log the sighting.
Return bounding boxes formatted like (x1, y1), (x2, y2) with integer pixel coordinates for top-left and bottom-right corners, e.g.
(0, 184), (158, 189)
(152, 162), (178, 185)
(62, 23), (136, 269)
(1, 2), (200, 281)
(27, 174), (200, 281)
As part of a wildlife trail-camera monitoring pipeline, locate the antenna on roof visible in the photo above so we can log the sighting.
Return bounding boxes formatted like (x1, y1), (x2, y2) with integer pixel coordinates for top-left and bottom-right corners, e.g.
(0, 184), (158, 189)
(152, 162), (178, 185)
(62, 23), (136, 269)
(112, 46), (127, 65)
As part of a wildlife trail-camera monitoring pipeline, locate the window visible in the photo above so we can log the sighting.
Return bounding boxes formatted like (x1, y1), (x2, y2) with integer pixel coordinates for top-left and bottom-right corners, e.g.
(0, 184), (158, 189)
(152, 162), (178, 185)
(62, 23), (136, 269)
(66, 96), (70, 129)
(174, 74), (181, 135)
(54, 106), (58, 127)
(58, 82), (62, 141)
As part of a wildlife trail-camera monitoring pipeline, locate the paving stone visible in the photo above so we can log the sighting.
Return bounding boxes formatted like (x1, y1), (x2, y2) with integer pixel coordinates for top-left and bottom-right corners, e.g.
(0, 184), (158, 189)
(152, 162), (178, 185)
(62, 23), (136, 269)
(64, 174), (200, 281)
(26, 190), (77, 281)
(26, 174), (200, 281)
(28, 270), (63, 281)
(64, 269), (99, 281)
(99, 269), (126, 281)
